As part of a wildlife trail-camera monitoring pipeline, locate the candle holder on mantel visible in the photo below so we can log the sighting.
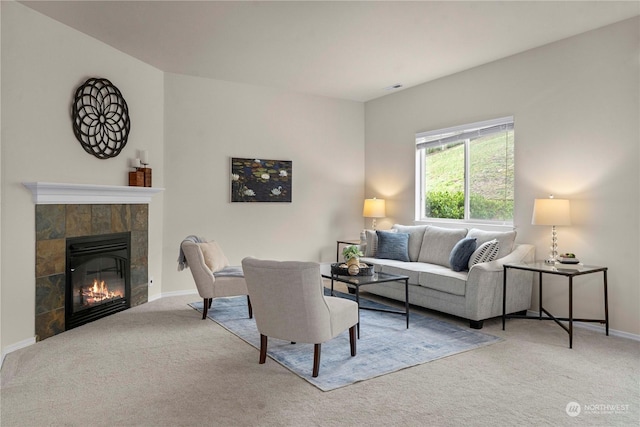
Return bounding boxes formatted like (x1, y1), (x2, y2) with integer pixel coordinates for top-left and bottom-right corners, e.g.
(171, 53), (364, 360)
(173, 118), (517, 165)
(128, 156), (152, 187)
(139, 150), (152, 187)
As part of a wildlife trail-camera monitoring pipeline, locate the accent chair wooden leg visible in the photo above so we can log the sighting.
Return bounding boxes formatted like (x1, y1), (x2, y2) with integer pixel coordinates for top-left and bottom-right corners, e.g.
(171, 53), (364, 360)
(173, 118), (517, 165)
(259, 334), (268, 364)
(202, 298), (208, 320)
(349, 325), (356, 357)
(247, 295), (253, 319)
(313, 343), (321, 377)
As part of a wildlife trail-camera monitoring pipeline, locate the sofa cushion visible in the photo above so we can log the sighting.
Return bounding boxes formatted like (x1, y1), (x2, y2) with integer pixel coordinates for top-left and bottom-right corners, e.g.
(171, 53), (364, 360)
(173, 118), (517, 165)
(362, 258), (422, 284)
(418, 226), (468, 268)
(391, 225), (428, 261)
(466, 228), (516, 259)
(418, 267), (468, 296)
(449, 237), (477, 272)
(376, 231), (410, 262)
(198, 241), (229, 272)
(468, 239), (500, 268)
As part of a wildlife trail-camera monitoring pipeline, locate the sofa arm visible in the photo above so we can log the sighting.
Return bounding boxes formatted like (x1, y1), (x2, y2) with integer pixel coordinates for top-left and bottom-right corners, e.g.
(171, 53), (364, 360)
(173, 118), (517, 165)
(469, 244), (536, 273)
(464, 244), (535, 321)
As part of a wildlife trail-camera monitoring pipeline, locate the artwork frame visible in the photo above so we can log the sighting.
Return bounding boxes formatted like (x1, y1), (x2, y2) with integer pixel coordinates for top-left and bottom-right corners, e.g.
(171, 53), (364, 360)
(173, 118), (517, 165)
(231, 158), (292, 202)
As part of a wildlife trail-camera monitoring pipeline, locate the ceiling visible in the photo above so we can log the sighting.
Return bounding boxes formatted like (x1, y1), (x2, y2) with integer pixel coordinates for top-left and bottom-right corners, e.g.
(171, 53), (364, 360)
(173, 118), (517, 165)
(20, 1), (640, 102)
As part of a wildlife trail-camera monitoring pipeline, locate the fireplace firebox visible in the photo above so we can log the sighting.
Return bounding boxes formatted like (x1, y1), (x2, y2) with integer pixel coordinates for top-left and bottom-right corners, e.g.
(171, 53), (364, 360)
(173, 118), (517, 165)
(66, 232), (131, 329)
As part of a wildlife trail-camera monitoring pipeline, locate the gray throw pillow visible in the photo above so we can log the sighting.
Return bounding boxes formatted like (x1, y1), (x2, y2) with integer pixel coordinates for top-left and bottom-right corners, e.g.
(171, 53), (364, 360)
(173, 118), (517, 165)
(363, 230), (378, 257)
(376, 231), (410, 262)
(449, 237), (477, 272)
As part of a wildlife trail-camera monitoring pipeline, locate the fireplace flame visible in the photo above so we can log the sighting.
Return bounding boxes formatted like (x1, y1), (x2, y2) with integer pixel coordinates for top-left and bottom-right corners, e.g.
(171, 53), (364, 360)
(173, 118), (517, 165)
(82, 278), (123, 305)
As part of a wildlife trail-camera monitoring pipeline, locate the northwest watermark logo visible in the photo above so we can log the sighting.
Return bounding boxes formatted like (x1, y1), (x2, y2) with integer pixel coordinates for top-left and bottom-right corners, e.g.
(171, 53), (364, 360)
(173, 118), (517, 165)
(566, 402), (581, 417)
(566, 401), (630, 417)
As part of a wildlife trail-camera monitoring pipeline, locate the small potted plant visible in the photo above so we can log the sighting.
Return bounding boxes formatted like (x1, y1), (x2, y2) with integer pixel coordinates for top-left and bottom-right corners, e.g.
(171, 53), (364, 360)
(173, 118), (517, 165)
(342, 245), (363, 267)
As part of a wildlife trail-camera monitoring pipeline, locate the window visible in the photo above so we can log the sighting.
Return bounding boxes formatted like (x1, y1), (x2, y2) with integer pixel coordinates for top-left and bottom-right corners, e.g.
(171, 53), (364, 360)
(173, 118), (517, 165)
(415, 117), (514, 224)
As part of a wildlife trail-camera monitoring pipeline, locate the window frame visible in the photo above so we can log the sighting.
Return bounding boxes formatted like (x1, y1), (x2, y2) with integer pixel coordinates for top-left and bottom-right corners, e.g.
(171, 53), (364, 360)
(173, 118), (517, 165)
(415, 116), (515, 227)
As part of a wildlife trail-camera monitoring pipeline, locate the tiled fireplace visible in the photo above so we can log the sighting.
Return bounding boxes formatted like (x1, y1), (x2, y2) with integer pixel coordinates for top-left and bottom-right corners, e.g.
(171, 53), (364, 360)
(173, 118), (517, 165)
(25, 182), (162, 341)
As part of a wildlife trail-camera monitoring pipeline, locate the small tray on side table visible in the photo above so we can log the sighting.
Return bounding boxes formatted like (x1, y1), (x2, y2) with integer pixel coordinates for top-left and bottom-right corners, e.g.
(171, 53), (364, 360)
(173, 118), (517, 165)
(330, 262), (374, 276)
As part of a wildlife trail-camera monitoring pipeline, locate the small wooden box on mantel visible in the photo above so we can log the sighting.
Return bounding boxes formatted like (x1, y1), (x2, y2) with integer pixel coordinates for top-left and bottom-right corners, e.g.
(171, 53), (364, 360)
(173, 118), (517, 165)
(141, 167), (152, 187)
(129, 170), (144, 187)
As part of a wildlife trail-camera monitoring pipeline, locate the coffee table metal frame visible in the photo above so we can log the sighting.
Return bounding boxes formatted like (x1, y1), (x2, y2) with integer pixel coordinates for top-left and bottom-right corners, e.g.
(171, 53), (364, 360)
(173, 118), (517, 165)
(320, 263), (409, 338)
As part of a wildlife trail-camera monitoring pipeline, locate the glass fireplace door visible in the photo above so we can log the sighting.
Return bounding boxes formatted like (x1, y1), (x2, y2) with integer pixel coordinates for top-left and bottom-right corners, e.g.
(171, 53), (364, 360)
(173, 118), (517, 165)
(66, 232), (131, 329)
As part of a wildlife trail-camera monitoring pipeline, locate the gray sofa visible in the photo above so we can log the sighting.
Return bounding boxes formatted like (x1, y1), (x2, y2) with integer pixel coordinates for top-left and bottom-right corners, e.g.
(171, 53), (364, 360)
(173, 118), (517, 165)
(358, 224), (535, 329)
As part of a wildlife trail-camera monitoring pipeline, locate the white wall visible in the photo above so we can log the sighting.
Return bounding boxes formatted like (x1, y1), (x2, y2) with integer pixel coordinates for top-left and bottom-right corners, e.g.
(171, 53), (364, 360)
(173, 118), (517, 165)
(365, 17), (640, 336)
(0, 2), (364, 356)
(161, 73), (364, 294)
(1, 2), (165, 354)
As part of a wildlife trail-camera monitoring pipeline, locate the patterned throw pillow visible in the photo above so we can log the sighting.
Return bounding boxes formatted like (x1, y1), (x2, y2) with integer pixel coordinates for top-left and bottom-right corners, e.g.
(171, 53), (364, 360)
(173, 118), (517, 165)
(376, 231), (410, 262)
(468, 239), (500, 269)
(449, 237), (477, 272)
(466, 228), (516, 259)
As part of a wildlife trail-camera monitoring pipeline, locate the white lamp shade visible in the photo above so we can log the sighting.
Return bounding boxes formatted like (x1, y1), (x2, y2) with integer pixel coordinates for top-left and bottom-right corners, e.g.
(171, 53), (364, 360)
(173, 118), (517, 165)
(532, 198), (571, 226)
(363, 198), (386, 218)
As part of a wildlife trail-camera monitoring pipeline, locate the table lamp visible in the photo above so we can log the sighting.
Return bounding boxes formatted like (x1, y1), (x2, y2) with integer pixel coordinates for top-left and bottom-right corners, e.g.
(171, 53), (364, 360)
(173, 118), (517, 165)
(532, 195), (571, 264)
(363, 198), (386, 230)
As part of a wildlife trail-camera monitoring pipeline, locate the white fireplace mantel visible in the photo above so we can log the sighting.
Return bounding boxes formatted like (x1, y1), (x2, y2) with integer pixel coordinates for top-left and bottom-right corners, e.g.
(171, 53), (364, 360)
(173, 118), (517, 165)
(23, 182), (164, 204)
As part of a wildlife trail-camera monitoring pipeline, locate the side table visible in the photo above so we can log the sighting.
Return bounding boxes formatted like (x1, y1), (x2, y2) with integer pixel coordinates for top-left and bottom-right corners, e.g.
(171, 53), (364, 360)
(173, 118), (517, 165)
(502, 262), (608, 348)
(336, 239), (361, 262)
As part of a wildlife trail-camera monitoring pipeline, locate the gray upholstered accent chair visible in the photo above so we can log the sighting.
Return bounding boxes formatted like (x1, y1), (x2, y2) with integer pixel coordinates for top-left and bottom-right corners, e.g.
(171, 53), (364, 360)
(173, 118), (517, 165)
(181, 240), (252, 320)
(241, 257), (358, 377)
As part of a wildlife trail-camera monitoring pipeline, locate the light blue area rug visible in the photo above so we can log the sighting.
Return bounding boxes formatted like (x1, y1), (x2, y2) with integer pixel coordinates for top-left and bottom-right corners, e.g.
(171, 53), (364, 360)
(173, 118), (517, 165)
(189, 291), (502, 391)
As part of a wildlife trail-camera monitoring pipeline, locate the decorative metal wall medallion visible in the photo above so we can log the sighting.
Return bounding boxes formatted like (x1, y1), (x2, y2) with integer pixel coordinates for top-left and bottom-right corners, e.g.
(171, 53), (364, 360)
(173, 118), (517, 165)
(72, 78), (131, 159)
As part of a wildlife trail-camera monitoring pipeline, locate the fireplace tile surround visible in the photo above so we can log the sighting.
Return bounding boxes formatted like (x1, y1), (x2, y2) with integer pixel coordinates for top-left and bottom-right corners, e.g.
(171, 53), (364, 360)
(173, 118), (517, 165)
(35, 204), (148, 341)
(25, 181), (163, 341)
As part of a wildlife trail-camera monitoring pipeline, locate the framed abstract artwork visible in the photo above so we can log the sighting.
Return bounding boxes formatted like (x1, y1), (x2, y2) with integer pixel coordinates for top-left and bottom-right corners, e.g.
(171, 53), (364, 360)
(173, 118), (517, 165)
(231, 158), (292, 202)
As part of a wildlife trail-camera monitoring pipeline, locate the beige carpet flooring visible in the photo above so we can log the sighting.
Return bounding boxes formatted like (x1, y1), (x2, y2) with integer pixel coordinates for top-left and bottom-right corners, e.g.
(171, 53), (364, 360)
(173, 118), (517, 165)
(1, 287), (639, 426)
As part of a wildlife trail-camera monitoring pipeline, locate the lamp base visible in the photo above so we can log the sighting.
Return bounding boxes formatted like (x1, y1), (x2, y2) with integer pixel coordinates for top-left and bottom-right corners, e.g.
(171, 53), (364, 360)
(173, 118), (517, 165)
(544, 258), (556, 265)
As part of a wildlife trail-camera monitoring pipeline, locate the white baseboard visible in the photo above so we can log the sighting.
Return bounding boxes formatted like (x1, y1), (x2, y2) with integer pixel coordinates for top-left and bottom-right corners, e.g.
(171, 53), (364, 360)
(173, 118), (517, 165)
(1, 337), (36, 368)
(526, 310), (640, 342)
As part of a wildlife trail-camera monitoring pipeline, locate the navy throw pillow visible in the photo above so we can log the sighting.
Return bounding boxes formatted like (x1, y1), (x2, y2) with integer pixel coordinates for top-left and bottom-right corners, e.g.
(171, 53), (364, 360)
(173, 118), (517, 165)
(376, 231), (410, 262)
(449, 237), (477, 271)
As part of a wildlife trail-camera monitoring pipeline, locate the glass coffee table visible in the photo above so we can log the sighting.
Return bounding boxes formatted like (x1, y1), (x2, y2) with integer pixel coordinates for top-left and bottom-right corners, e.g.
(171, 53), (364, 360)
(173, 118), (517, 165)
(319, 263), (409, 338)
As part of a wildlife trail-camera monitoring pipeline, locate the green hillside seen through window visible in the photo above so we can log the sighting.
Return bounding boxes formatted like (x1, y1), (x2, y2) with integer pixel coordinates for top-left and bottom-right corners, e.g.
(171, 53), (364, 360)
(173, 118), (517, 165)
(425, 132), (514, 221)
